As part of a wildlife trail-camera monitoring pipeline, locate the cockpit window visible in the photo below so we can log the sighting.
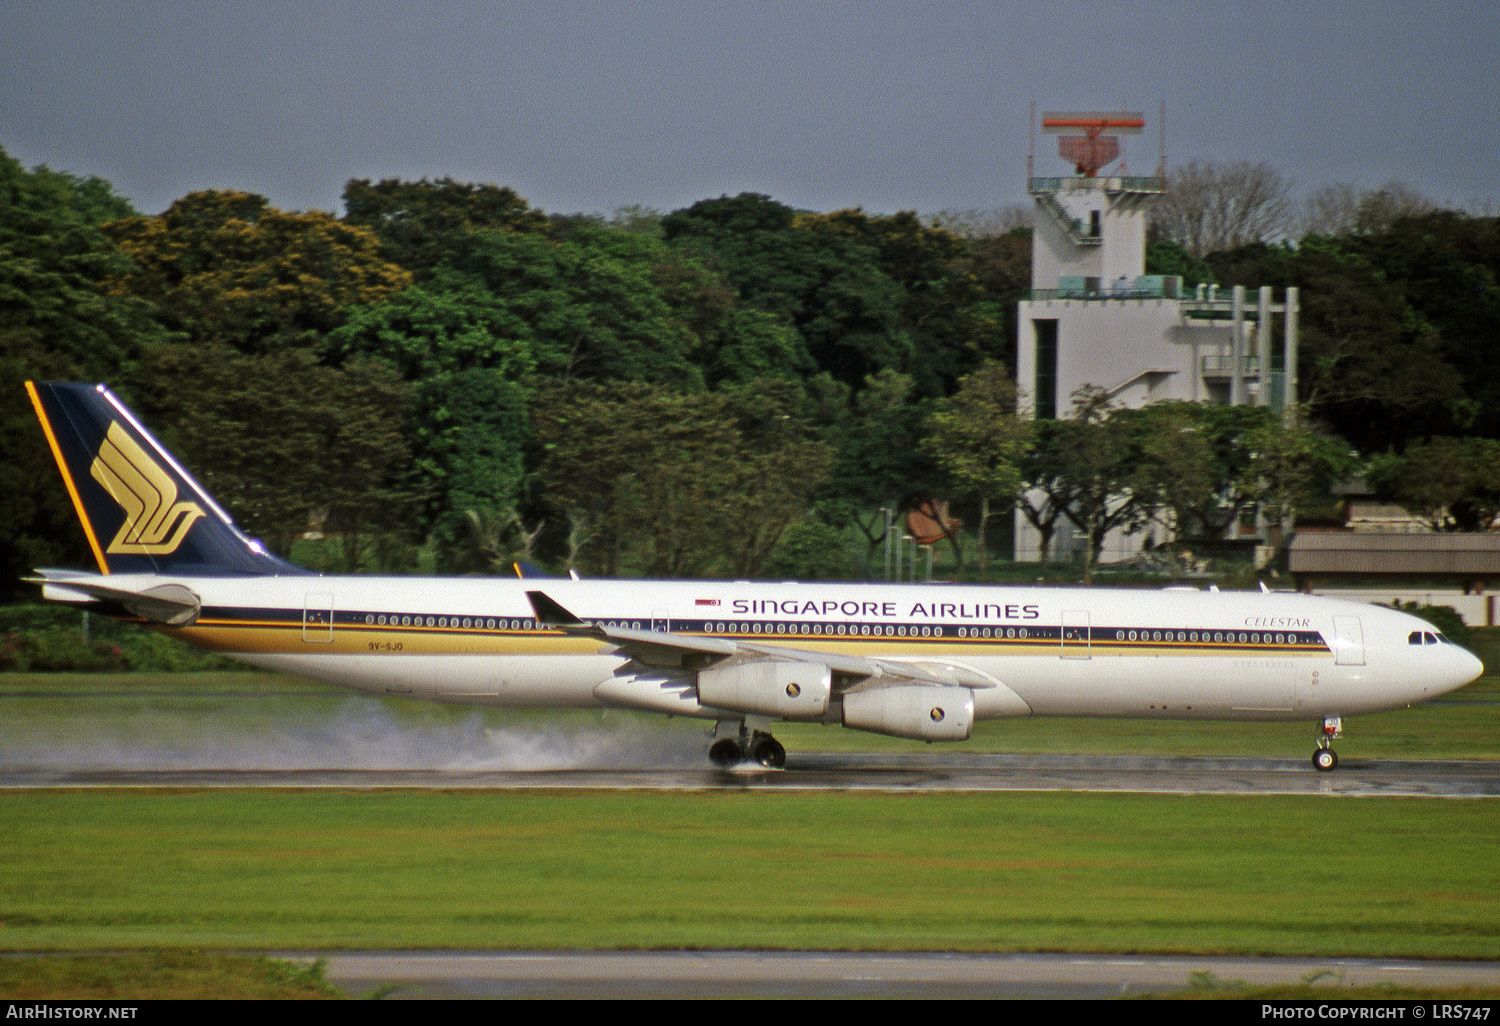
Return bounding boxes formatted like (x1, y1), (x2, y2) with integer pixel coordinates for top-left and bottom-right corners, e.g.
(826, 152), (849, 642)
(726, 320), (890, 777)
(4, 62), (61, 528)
(1408, 631), (1444, 646)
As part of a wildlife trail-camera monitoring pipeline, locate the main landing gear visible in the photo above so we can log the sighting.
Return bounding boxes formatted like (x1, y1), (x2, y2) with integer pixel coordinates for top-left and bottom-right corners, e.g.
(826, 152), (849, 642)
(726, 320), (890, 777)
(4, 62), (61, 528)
(709, 724), (787, 769)
(1312, 716), (1342, 772)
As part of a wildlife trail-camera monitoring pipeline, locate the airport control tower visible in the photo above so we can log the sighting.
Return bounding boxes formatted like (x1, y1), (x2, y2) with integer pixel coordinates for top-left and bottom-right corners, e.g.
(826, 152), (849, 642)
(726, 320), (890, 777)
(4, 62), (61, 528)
(1015, 109), (1300, 562)
(1029, 111), (1158, 298)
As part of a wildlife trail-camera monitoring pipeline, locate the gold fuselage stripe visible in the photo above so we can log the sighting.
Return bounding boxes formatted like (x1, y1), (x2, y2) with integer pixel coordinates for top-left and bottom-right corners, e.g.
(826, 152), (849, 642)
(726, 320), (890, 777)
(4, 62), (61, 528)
(26, 381), (109, 574)
(169, 613), (1331, 660)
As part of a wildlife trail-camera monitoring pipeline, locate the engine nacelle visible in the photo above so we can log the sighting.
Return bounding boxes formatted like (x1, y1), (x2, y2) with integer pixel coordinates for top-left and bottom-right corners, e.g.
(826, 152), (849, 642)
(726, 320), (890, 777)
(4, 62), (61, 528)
(842, 685), (975, 742)
(696, 660), (832, 719)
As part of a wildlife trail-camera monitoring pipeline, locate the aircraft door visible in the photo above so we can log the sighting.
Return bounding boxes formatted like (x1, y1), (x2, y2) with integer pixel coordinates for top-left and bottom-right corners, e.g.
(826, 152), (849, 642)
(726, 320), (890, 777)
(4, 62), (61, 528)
(652, 609), (671, 633)
(303, 592), (334, 643)
(1061, 610), (1091, 659)
(1332, 615), (1365, 666)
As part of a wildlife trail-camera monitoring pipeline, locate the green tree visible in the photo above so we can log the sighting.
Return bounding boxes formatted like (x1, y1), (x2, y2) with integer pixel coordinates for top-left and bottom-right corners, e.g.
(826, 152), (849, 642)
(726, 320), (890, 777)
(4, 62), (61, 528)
(706, 306), (815, 384)
(411, 369), (531, 571)
(1145, 238), (1217, 286)
(16, 163), (136, 225)
(1127, 401), (1349, 549)
(662, 194), (913, 387)
(1348, 212), (1500, 438)
(325, 279), (535, 380)
(1240, 412), (1354, 534)
(1122, 402), (1218, 550)
(664, 196), (1026, 397)
(1368, 436), (1500, 532)
(964, 231), (1031, 367)
(104, 190), (411, 356)
(446, 226), (702, 385)
(714, 381), (835, 576)
(135, 345), (425, 569)
(1210, 240), (1463, 452)
(810, 208), (1008, 394)
(922, 360), (1030, 575)
(326, 285), (536, 571)
(532, 381), (830, 577)
(1028, 389), (1153, 581)
(1120, 402), (1273, 545)
(815, 370), (938, 564)
(341, 177), (548, 277)
(0, 149), (157, 597)
(1021, 400), (1348, 568)
(1015, 423), (1073, 566)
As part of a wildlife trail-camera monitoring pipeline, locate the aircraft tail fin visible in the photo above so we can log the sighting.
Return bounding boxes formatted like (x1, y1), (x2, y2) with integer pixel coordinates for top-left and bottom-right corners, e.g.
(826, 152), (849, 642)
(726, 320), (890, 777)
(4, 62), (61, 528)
(25, 381), (308, 577)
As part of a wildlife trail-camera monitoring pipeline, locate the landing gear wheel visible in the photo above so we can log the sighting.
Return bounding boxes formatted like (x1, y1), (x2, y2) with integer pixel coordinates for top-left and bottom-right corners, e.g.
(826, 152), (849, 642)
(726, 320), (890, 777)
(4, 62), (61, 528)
(1313, 716), (1343, 772)
(750, 734), (786, 769)
(709, 724), (788, 769)
(709, 738), (742, 767)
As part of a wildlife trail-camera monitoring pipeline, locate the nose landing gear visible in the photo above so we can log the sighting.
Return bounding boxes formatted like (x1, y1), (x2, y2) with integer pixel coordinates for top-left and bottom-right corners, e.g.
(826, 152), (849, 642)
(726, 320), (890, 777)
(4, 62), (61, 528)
(1312, 716), (1342, 771)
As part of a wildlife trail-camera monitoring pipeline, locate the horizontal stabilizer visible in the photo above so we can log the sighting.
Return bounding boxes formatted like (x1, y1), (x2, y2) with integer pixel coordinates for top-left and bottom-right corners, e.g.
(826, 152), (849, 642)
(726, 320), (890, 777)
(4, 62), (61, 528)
(25, 571), (201, 626)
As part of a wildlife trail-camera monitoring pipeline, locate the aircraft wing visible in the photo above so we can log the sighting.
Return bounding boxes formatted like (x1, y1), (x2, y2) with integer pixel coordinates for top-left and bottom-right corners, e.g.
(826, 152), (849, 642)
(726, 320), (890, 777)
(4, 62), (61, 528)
(525, 589), (1030, 735)
(524, 590), (999, 690)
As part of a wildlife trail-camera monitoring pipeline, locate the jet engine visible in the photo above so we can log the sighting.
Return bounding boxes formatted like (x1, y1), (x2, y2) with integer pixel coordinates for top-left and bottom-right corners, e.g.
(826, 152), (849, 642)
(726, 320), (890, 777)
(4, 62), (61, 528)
(841, 685), (975, 741)
(696, 659), (833, 719)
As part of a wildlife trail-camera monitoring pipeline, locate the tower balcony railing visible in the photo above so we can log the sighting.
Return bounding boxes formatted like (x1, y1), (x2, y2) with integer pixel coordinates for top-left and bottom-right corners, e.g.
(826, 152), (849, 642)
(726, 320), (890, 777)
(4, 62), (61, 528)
(1028, 176), (1166, 195)
(1181, 285), (1290, 319)
(1026, 275), (1184, 302)
(1201, 355), (1262, 379)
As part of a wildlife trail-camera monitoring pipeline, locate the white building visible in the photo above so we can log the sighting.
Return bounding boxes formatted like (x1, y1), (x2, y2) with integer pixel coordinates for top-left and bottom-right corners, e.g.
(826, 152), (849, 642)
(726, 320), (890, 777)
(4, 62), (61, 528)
(1014, 160), (1299, 563)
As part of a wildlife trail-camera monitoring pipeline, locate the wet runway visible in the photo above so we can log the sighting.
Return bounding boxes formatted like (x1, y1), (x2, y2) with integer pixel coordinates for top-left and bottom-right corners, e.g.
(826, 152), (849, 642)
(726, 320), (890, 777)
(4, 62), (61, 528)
(5, 751), (1499, 796)
(5, 680), (1495, 796)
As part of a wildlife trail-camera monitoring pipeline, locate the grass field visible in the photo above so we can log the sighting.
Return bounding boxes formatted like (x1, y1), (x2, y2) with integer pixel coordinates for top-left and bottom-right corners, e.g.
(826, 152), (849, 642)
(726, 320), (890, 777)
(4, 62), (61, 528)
(1, 788), (1497, 959)
(0, 951), (342, 1000)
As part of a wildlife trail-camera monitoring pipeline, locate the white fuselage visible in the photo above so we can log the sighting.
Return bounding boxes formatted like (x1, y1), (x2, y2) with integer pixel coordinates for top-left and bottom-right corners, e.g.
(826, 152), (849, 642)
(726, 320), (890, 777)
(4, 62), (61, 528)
(118, 575), (1481, 725)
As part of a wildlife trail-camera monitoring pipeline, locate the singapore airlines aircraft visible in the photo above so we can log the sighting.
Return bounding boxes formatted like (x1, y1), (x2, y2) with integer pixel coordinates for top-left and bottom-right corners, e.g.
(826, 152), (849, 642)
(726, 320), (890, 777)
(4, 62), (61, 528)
(25, 381), (1483, 771)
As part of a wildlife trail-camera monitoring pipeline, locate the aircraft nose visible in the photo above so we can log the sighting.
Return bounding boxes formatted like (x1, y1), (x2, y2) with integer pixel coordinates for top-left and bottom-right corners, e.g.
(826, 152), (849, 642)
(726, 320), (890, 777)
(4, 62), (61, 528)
(1444, 645), (1485, 694)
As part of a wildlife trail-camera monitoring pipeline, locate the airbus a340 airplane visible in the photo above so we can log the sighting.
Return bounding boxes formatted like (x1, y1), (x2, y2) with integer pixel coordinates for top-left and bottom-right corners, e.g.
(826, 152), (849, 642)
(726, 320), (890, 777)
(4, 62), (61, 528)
(25, 382), (1483, 771)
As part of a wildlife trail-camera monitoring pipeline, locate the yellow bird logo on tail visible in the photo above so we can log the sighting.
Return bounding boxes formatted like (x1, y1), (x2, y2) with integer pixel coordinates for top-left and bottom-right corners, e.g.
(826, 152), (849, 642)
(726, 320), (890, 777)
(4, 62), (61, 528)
(89, 422), (205, 555)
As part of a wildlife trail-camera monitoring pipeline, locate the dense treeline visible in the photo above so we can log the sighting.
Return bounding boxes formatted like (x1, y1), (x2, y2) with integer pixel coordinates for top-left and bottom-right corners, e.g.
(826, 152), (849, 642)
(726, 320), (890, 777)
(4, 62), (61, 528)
(3, 146), (1498, 596)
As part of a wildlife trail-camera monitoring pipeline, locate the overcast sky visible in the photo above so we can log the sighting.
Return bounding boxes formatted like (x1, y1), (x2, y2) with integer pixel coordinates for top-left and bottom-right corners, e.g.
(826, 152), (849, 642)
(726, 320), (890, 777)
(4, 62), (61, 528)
(5, 0), (1496, 218)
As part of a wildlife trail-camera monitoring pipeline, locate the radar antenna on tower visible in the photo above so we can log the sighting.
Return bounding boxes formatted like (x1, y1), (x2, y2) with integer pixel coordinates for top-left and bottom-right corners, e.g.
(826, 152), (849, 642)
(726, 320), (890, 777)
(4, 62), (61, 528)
(1041, 111), (1145, 177)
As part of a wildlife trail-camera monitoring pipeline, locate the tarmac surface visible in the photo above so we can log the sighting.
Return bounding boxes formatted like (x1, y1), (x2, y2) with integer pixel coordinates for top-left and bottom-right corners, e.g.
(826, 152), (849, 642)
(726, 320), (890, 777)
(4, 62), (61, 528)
(303, 949), (1500, 999)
